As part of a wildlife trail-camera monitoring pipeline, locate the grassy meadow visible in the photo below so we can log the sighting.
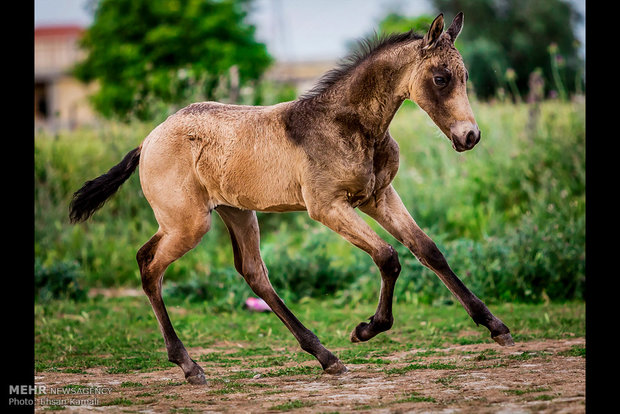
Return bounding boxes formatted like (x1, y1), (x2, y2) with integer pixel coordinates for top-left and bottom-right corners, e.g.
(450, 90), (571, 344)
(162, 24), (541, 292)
(34, 295), (585, 411)
(35, 295), (584, 374)
(34, 99), (585, 309)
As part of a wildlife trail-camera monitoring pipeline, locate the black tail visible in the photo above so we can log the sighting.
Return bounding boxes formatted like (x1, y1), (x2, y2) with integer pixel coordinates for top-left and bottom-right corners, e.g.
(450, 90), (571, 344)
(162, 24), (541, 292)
(69, 147), (141, 223)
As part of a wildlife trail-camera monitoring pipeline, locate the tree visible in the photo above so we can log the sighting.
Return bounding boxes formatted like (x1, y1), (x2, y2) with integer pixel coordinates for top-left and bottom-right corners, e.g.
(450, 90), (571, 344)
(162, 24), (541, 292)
(429, 0), (584, 99)
(74, 0), (273, 121)
(378, 13), (435, 35)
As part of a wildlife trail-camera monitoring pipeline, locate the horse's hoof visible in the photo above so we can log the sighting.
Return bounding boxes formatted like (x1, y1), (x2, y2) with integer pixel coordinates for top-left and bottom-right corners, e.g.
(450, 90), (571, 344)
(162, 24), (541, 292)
(324, 360), (348, 375)
(186, 372), (207, 385)
(350, 316), (392, 343)
(492, 332), (515, 347)
(185, 363), (207, 385)
(350, 321), (370, 343)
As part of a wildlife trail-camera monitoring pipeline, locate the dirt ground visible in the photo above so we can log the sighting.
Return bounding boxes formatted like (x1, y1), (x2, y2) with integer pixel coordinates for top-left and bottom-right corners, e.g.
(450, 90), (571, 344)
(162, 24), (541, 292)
(34, 337), (585, 413)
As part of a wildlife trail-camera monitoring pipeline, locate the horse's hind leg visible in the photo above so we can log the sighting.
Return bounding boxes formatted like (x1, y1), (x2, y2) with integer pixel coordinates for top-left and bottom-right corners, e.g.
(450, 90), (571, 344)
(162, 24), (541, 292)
(136, 128), (214, 383)
(137, 213), (211, 385)
(216, 206), (347, 374)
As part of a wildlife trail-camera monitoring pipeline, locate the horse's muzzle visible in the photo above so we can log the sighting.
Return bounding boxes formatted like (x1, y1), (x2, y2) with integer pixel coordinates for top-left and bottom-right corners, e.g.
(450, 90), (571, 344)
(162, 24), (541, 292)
(450, 122), (481, 152)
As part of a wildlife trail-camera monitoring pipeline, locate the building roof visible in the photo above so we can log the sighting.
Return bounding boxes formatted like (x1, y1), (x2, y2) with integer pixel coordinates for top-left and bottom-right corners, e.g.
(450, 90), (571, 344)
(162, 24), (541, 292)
(34, 24), (85, 39)
(35, 25), (87, 80)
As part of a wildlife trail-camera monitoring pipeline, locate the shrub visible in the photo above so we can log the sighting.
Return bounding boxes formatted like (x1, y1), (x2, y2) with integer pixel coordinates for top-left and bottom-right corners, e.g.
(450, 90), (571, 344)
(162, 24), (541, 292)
(35, 258), (88, 302)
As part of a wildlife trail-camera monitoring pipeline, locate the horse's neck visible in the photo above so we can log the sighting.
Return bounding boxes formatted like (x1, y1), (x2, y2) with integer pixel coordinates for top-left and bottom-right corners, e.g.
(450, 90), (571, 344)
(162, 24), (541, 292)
(329, 56), (411, 137)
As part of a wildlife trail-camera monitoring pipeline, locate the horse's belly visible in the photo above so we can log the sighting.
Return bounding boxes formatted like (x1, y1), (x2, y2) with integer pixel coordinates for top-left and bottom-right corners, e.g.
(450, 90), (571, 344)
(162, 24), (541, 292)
(225, 167), (305, 211)
(195, 139), (307, 212)
(239, 198), (306, 213)
(223, 162), (306, 211)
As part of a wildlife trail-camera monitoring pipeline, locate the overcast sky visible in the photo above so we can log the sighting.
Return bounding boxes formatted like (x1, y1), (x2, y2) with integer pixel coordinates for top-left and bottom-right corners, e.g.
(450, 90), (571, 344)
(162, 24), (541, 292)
(34, 0), (585, 62)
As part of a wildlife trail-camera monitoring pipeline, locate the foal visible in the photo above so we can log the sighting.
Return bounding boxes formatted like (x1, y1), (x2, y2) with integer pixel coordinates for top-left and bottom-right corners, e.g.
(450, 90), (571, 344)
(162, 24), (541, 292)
(70, 13), (513, 385)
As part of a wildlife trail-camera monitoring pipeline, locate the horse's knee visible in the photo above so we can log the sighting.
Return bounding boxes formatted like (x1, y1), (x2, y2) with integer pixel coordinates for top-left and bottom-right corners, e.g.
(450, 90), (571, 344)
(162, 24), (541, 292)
(375, 245), (401, 279)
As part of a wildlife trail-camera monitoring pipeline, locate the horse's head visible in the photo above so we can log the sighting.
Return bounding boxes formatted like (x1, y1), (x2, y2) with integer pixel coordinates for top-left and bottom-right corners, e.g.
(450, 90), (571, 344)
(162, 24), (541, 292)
(408, 13), (480, 152)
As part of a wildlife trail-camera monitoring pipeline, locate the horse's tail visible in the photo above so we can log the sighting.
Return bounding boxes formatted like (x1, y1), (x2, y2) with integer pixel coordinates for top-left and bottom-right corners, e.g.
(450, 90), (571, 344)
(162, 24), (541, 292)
(69, 146), (141, 223)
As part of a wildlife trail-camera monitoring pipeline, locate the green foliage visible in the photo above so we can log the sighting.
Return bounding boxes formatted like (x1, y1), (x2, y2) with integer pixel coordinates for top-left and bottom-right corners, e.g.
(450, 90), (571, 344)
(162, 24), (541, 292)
(253, 81), (299, 106)
(74, 0), (272, 120)
(163, 267), (252, 311)
(459, 37), (510, 99)
(35, 258), (88, 302)
(260, 218), (373, 303)
(164, 215), (373, 308)
(378, 13), (434, 35)
(387, 101), (585, 305)
(34, 101), (584, 306)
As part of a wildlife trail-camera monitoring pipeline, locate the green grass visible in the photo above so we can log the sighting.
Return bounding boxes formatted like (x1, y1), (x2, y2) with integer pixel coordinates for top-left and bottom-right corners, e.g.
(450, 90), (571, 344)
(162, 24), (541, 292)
(207, 380), (247, 395)
(35, 296), (584, 375)
(396, 392), (436, 403)
(100, 397), (134, 406)
(558, 345), (585, 358)
(120, 381), (144, 388)
(270, 399), (314, 411)
(386, 361), (459, 375)
(503, 387), (552, 396)
(264, 365), (323, 377)
(532, 394), (555, 401)
(435, 374), (459, 387)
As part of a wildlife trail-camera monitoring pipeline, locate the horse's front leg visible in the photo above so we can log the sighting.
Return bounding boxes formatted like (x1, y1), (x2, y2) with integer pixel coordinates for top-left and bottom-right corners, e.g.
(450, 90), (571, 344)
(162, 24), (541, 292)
(360, 185), (514, 346)
(305, 197), (402, 343)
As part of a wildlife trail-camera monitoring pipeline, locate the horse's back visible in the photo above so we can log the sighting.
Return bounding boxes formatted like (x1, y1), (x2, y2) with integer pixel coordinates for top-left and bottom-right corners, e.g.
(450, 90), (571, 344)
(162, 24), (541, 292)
(140, 101), (308, 213)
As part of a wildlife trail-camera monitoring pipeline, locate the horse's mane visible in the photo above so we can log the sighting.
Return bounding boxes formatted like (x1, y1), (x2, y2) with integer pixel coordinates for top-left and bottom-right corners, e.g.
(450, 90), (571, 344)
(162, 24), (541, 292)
(298, 29), (423, 101)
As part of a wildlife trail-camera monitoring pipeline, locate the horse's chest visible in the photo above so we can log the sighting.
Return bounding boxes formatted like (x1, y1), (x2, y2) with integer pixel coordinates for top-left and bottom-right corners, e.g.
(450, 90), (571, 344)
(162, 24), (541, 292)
(343, 143), (399, 208)
(345, 176), (375, 208)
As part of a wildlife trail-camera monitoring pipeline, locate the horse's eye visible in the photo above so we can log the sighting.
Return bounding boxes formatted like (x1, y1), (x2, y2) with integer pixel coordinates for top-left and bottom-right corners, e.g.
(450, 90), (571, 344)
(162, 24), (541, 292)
(433, 76), (447, 86)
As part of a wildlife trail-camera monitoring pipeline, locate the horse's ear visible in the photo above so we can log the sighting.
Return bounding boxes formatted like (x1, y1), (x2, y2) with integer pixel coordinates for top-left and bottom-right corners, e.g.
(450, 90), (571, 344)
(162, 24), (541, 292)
(446, 12), (464, 43)
(423, 13), (444, 49)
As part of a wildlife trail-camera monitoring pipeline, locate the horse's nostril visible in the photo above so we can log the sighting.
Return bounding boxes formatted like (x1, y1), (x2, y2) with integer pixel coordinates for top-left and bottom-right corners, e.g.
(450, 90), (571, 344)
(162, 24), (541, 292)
(465, 131), (476, 147)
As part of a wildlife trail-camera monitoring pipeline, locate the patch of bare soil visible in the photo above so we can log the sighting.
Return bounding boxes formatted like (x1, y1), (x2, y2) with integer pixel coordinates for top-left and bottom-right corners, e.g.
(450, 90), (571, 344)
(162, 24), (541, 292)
(34, 338), (585, 413)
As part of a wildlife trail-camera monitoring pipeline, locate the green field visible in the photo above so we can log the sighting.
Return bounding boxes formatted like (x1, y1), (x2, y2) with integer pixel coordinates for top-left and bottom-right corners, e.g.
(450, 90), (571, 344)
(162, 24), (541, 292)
(35, 295), (584, 374)
(33, 295), (585, 411)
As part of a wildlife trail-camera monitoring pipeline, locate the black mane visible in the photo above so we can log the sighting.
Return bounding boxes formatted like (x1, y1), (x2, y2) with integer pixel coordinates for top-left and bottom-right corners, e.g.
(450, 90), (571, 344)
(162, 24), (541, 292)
(298, 29), (423, 100)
